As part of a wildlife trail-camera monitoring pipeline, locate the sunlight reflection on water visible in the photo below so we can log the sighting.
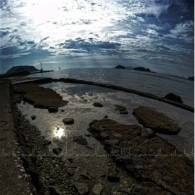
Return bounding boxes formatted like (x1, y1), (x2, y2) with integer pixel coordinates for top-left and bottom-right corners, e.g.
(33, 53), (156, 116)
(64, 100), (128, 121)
(53, 126), (66, 139)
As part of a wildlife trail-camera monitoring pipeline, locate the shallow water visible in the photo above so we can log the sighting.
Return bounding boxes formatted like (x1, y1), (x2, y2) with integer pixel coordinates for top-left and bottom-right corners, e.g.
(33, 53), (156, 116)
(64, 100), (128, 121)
(28, 68), (194, 107)
(18, 82), (194, 157)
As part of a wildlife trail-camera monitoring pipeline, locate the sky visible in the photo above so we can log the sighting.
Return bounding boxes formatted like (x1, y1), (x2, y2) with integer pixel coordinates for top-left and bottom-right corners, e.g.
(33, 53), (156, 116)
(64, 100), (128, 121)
(0, 0), (194, 76)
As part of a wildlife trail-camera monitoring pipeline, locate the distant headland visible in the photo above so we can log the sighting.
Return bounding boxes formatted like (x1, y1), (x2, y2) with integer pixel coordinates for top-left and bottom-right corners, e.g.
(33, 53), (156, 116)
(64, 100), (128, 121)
(2, 65), (53, 77)
(114, 65), (193, 81)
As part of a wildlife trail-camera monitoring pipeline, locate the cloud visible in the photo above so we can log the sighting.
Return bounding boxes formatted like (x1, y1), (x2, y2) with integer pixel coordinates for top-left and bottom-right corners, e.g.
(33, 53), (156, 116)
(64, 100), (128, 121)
(166, 20), (194, 42)
(59, 38), (121, 54)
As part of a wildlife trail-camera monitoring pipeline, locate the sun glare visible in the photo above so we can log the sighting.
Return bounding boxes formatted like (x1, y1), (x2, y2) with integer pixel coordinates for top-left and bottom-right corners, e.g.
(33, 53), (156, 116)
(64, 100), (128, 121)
(53, 127), (66, 139)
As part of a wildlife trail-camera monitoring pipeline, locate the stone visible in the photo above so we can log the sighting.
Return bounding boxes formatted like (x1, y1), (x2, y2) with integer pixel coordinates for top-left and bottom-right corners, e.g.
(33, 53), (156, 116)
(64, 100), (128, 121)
(48, 107), (58, 113)
(133, 106), (181, 134)
(52, 148), (62, 155)
(107, 175), (120, 182)
(141, 128), (155, 138)
(120, 110), (128, 114)
(75, 182), (89, 195)
(63, 118), (74, 125)
(115, 105), (126, 111)
(73, 135), (87, 145)
(31, 115), (36, 120)
(66, 168), (76, 176)
(92, 183), (104, 195)
(80, 172), (92, 180)
(93, 102), (103, 107)
(164, 93), (183, 103)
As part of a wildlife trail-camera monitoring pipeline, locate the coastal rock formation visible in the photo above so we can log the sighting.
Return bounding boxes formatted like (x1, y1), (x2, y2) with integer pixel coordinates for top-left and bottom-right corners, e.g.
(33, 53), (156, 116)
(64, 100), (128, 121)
(115, 65), (126, 69)
(14, 83), (68, 109)
(88, 119), (193, 195)
(164, 93), (183, 103)
(133, 106), (181, 134)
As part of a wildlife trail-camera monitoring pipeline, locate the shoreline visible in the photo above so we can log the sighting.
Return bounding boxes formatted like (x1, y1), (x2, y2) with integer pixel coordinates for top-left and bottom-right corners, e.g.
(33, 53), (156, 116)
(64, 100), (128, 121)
(0, 77), (193, 194)
(12, 77), (194, 112)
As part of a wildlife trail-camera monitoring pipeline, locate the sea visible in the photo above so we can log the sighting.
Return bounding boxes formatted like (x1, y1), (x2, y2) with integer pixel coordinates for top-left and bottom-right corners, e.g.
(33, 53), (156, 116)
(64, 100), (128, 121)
(29, 68), (194, 107)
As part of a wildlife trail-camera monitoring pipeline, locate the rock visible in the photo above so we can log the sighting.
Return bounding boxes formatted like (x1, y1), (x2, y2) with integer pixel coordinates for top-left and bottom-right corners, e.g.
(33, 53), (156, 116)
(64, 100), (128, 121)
(104, 115), (108, 119)
(141, 128), (155, 138)
(115, 105), (126, 111)
(52, 148), (62, 155)
(115, 65), (126, 69)
(66, 168), (76, 176)
(63, 118), (74, 125)
(85, 133), (91, 137)
(73, 135), (87, 145)
(92, 183), (104, 195)
(107, 175), (120, 182)
(93, 102), (103, 107)
(48, 107), (58, 113)
(68, 158), (73, 163)
(133, 106), (181, 134)
(80, 172), (92, 180)
(75, 182), (89, 195)
(120, 110), (128, 114)
(31, 115), (36, 120)
(164, 93), (183, 103)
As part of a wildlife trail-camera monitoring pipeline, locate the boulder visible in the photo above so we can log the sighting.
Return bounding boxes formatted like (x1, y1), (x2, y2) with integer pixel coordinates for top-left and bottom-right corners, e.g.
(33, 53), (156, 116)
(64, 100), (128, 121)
(133, 106), (180, 134)
(164, 93), (183, 103)
(63, 118), (74, 125)
(93, 102), (103, 107)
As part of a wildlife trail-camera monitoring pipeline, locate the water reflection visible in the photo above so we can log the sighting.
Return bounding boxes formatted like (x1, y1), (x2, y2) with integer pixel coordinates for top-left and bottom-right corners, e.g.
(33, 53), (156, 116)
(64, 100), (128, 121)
(53, 127), (66, 139)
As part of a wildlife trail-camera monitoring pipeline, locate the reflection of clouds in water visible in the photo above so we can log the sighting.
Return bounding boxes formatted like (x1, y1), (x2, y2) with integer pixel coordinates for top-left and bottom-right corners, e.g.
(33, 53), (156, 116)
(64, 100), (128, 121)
(53, 127), (66, 139)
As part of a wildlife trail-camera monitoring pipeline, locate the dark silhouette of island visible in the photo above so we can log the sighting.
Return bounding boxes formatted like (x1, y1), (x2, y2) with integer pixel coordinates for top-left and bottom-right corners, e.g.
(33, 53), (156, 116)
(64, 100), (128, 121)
(4, 65), (53, 77)
(115, 65), (153, 72)
(133, 66), (151, 72)
(6, 65), (39, 75)
(188, 76), (194, 81)
(115, 65), (126, 69)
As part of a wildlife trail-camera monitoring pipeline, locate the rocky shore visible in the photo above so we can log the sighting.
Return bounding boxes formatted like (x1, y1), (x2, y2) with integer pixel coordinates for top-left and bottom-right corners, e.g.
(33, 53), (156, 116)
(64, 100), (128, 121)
(0, 78), (194, 194)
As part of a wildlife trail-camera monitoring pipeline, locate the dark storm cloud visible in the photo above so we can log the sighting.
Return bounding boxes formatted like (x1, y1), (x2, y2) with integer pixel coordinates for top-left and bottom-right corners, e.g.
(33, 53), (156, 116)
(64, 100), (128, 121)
(59, 38), (121, 53)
